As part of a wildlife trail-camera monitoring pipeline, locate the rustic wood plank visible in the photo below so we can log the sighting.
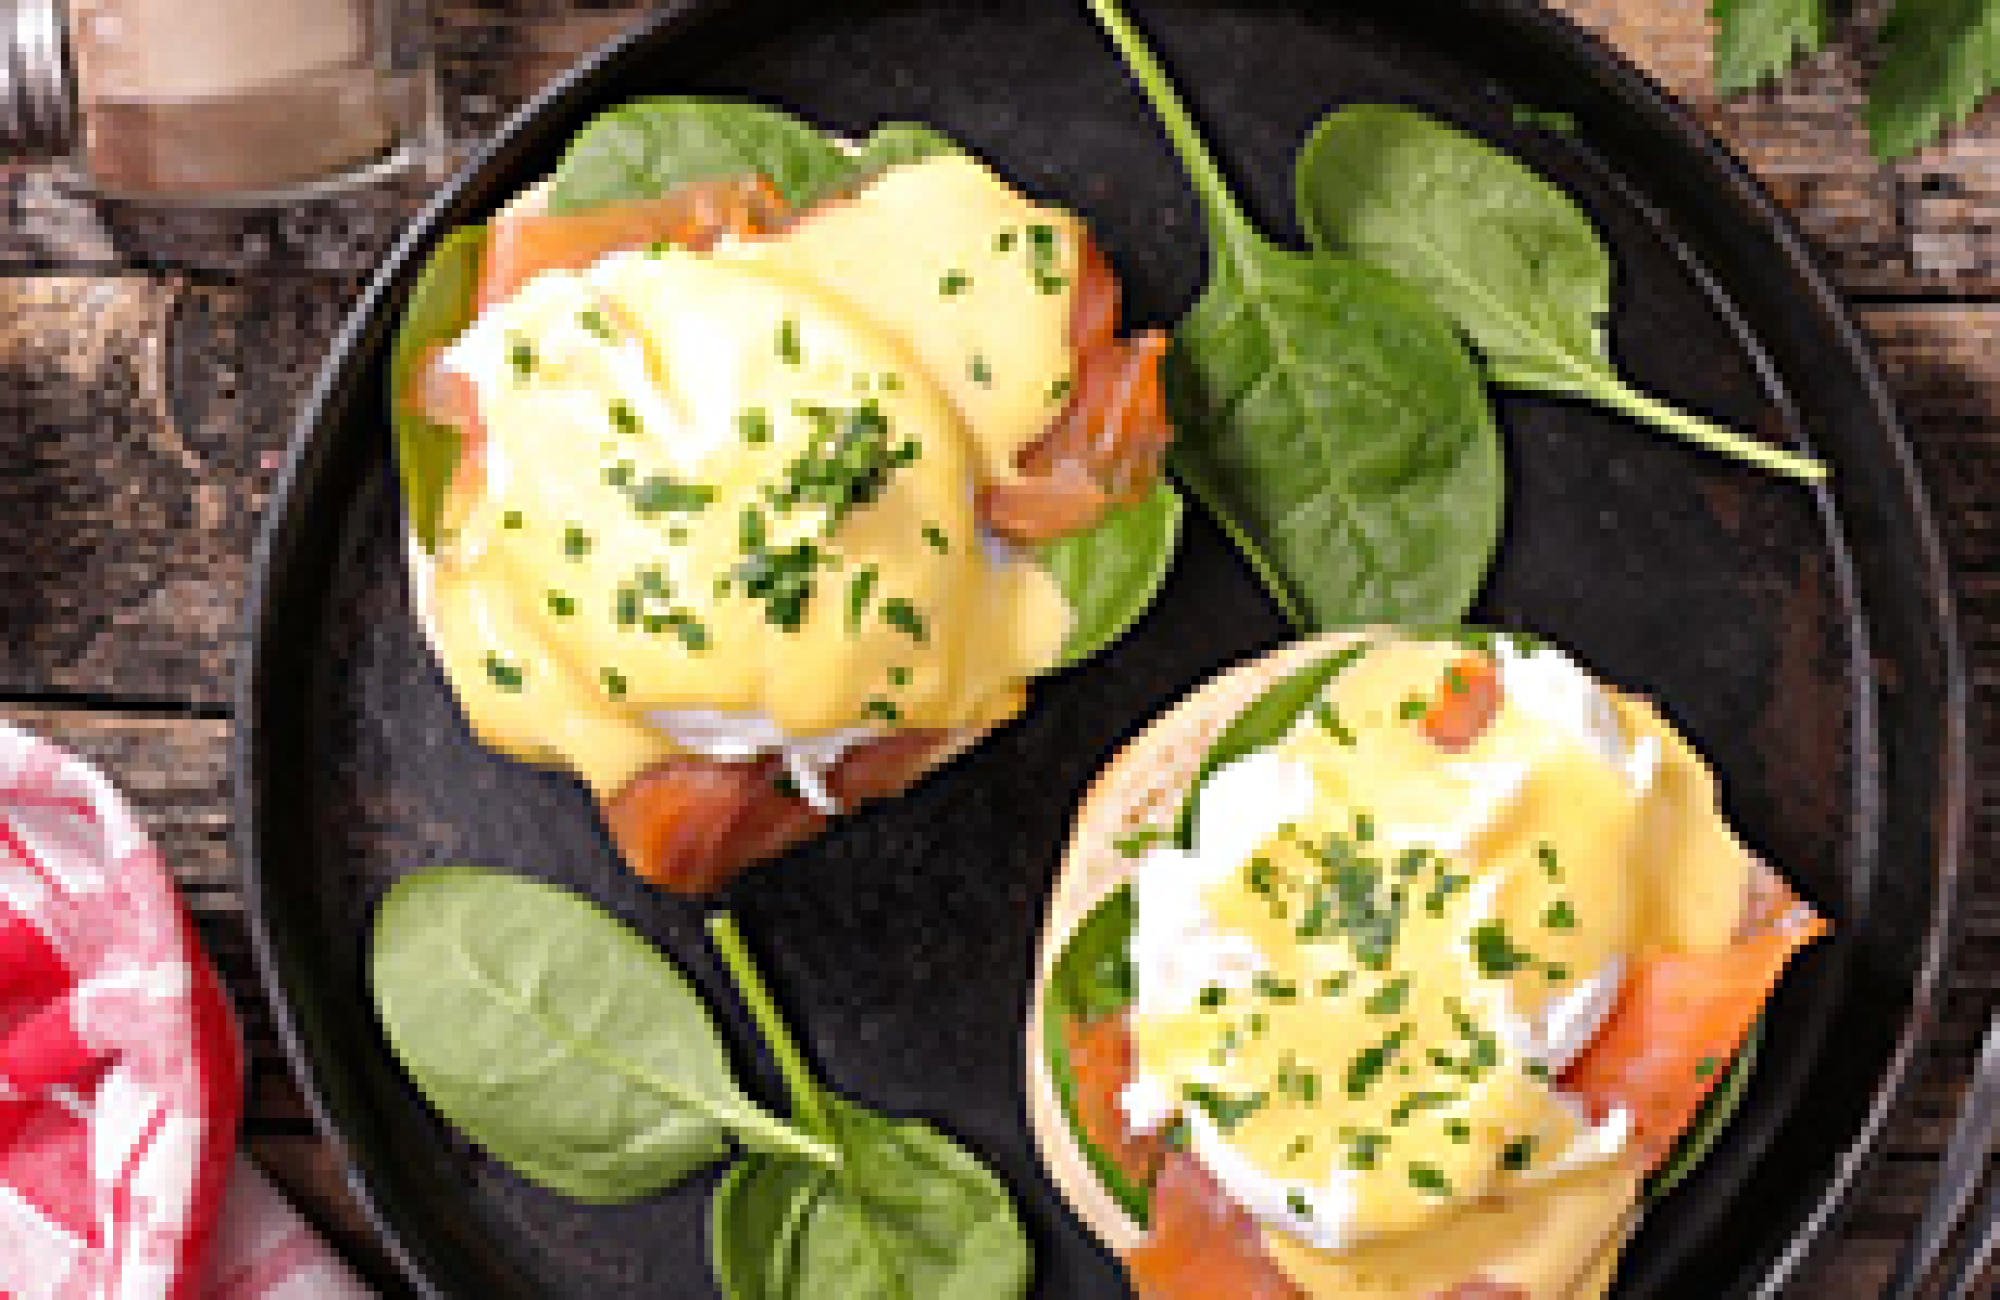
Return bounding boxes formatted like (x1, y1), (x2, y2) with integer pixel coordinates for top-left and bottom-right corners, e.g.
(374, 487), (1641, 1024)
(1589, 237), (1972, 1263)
(0, 275), (350, 705)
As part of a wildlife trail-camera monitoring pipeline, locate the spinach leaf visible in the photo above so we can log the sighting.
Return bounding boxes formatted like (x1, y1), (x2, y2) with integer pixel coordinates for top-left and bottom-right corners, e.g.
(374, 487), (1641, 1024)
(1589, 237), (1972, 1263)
(1711, 0), (1829, 94)
(707, 915), (1032, 1300)
(1038, 481), (1184, 669)
(838, 121), (966, 180)
(389, 226), (484, 553)
(1294, 104), (1827, 483)
(1866, 0), (2000, 160)
(1038, 884), (1153, 1226)
(1175, 639), (1370, 844)
(1647, 1019), (1762, 1201)
(1047, 881), (1139, 1026)
(712, 1099), (1032, 1300)
(1087, 0), (1503, 632)
(547, 98), (854, 213)
(369, 868), (835, 1203)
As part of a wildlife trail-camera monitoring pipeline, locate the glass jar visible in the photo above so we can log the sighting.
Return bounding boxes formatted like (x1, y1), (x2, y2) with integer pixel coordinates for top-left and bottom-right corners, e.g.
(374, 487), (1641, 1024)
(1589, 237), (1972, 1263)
(0, 0), (437, 203)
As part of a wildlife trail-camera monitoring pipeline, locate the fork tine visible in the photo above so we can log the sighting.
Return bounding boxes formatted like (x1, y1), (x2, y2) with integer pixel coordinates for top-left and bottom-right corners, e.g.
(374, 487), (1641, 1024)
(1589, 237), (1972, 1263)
(1935, 1164), (1999, 1300)
(1884, 1013), (2000, 1300)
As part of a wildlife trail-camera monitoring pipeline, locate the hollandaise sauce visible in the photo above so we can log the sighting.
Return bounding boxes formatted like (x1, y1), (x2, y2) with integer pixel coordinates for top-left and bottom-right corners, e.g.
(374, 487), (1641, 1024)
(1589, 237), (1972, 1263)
(419, 155), (1089, 801)
(1118, 634), (1755, 1295)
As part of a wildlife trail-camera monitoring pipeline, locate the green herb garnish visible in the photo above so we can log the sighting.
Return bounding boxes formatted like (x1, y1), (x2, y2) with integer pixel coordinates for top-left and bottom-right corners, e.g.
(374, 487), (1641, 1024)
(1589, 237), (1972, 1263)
(483, 654), (524, 691)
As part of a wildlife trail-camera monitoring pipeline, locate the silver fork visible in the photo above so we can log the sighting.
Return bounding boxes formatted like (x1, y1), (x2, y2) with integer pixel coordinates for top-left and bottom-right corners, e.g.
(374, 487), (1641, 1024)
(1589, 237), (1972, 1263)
(1883, 1011), (2000, 1300)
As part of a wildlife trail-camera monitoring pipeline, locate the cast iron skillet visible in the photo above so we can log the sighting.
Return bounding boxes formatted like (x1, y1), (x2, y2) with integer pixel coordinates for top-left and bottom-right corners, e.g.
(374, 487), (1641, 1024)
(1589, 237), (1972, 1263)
(237, 1), (1967, 1296)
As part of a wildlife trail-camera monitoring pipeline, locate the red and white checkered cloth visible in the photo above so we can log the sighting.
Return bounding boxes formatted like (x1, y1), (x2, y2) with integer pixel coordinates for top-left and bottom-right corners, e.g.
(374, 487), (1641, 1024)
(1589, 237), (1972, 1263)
(0, 720), (372, 1300)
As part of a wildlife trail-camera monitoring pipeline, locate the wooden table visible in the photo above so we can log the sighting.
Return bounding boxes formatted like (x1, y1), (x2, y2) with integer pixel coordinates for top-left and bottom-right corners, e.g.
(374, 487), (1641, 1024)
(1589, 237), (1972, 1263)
(0, 2), (1990, 1294)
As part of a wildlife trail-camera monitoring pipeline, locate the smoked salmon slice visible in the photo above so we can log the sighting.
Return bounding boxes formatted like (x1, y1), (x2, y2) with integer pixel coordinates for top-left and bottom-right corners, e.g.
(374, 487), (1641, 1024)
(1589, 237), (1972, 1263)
(476, 176), (790, 311)
(983, 234), (1175, 543)
(604, 730), (950, 896)
(1066, 1012), (1168, 1193)
(1421, 654), (1502, 752)
(1560, 904), (1824, 1171)
(1126, 1153), (1306, 1300)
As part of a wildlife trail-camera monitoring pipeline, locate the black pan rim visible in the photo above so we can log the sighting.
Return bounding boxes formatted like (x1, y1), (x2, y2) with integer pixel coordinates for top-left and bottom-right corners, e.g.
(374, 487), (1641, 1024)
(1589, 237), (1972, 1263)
(234, 1), (1970, 1296)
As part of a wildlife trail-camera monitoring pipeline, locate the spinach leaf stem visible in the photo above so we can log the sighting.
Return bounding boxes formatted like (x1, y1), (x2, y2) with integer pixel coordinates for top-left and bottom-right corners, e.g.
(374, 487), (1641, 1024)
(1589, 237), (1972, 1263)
(709, 912), (836, 1144)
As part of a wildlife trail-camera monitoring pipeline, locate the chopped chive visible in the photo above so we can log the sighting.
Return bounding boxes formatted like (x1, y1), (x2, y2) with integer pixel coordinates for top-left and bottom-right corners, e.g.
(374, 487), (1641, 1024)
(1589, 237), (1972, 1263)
(1252, 973), (1297, 1001)
(506, 333), (536, 380)
(606, 400), (640, 436)
(667, 613), (709, 652)
(1543, 900), (1577, 930)
(599, 667), (627, 699)
(545, 591), (576, 617)
(1390, 1090), (1461, 1126)
(1470, 920), (1534, 978)
(1398, 696), (1430, 721)
(563, 525), (591, 558)
(483, 653), (524, 691)
(1364, 975), (1412, 1016)
(1198, 984), (1229, 1010)
(1113, 826), (1175, 858)
(1354, 812), (1376, 843)
(939, 269), (971, 296)
(969, 354), (992, 386)
(1408, 1163), (1453, 1196)
(578, 307), (618, 343)
(1501, 1136), (1538, 1170)
(1312, 700), (1356, 746)
(1538, 842), (1562, 880)
(1048, 375), (1073, 404)
(501, 509), (524, 530)
(888, 665), (912, 687)
(864, 698), (901, 722)
(1343, 1129), (1390, 1170)
(1182, 1084), (1266, 1133)
(881, 597), (927, 642)
(921, 522), (950, 553)
(1445, 1119), (1472, 1142)
(847, 565), (879, 630)
(1445, 665), (1469, 695)
(1286, 1189), (1311, 1219)
(995, 228), (1018, 252)
(738, 407), (773, 444)
(777, 318), (802, 365)
(1695, 1056), (1719, 1079)
(1346, 1025), (1412, 1097)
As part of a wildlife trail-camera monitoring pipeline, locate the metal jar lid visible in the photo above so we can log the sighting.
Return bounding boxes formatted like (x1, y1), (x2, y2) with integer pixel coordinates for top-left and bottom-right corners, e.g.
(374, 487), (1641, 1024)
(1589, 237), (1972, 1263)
(0, 0), (73, 163)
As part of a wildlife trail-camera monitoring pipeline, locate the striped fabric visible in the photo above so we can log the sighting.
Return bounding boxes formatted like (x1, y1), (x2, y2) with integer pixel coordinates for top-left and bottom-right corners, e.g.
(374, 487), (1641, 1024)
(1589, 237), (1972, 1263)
(0, 722), (372, 1300)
